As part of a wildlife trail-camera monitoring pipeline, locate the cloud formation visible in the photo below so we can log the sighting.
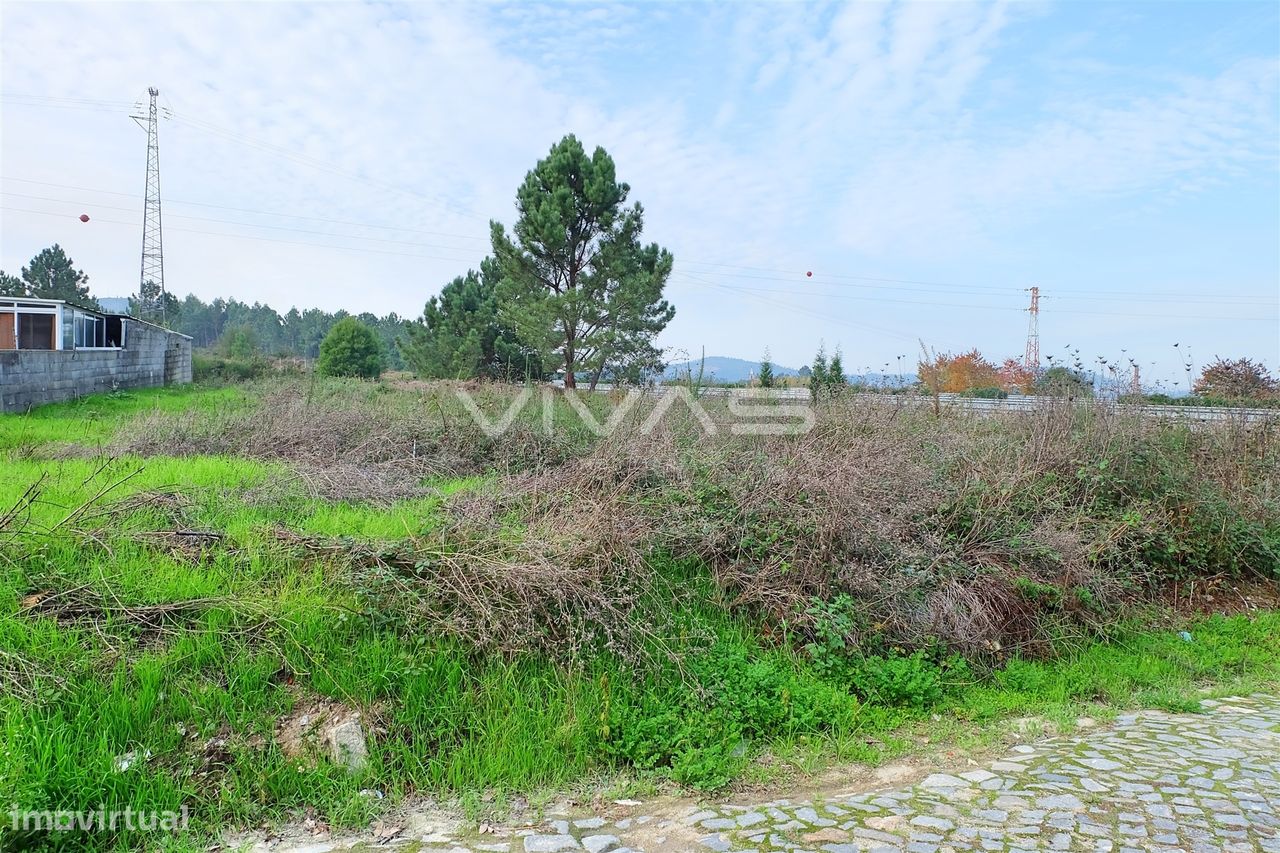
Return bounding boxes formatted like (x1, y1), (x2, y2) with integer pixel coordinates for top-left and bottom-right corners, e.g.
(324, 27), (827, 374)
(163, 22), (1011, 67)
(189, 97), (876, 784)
(2, 1), (1276, 378)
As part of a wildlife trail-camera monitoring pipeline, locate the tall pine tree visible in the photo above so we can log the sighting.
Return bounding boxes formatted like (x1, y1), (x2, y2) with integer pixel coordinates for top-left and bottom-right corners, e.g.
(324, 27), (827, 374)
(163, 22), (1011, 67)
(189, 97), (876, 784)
(19, 245), (97, 307)
(810, 343), (829, 401)
(490, 135), (674, 389)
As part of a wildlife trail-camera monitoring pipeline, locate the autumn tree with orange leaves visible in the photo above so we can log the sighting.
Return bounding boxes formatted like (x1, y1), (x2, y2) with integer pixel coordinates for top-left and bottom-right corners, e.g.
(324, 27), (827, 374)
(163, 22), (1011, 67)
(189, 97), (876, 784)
(997, 358), (1035, 394)
(917, 349), (1001, 393)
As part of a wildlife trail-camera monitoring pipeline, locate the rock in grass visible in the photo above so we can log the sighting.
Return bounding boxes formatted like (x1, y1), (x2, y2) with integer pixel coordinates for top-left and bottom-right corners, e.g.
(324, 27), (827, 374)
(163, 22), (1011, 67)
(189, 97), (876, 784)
(324, 715), (369, 773)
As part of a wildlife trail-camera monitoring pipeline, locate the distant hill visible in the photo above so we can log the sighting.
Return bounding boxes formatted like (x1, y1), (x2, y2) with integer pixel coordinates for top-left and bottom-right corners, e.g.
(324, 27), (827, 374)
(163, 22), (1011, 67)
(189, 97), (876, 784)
(663, 356), (800, 384)
(662, 357), (918, 386)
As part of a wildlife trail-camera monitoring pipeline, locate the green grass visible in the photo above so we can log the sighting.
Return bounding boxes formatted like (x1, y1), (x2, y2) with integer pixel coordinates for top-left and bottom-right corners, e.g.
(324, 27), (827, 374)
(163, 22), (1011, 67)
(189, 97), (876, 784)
(2, 384), (1279, 852)
(0, 386), (252, 453)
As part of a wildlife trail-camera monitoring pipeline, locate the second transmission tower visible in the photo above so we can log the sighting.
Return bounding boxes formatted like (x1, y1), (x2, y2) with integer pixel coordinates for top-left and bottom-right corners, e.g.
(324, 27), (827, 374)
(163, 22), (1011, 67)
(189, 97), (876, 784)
(1023, 286), (1040, 372)
(132, 87), (166, 324)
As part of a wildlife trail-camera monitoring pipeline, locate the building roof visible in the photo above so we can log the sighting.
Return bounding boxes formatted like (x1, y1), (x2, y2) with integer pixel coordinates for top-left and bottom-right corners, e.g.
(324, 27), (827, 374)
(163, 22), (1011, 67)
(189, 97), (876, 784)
(0, 296), (193, 339)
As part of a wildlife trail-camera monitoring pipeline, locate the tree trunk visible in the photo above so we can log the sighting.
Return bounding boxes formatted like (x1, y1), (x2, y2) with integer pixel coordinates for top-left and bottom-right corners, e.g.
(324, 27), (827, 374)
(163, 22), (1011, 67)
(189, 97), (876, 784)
(563, 343), (576, 389)
(562, 318), (576, 389)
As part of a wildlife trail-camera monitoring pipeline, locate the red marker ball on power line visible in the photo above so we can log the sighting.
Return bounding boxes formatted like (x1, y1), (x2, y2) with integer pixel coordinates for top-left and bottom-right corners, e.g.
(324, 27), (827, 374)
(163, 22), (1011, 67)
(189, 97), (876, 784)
(79, 214), (90, 222)
(806, 271), (813, 277)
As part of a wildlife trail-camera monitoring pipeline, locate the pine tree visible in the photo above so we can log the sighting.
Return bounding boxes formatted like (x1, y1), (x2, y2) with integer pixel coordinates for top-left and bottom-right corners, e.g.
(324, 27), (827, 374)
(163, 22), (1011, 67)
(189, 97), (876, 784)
(400, 257), (538, 380)
(758, 348), (775, 388)
(491, 135), (674, 389)
(810, 343), (829, 401)
(827, 348), (848, 397)
(0, 271), (24, 297)
(20, 244), (97, 307)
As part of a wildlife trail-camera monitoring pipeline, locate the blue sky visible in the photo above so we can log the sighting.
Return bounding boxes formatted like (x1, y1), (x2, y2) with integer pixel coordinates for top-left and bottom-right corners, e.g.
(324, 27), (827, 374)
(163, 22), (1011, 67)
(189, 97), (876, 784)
(2, 1), (1277, 388)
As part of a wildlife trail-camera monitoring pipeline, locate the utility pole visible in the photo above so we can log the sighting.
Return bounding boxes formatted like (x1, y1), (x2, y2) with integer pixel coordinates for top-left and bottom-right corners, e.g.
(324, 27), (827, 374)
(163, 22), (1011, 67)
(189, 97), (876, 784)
(132, 87), (166, 324)
(1023, 286), (1040, 372)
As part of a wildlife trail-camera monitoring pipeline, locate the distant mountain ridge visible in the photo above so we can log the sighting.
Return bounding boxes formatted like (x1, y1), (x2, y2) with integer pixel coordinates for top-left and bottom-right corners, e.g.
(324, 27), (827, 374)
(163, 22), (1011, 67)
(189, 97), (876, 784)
(663, 356), (800, 383)
(663, 355), (917, 386)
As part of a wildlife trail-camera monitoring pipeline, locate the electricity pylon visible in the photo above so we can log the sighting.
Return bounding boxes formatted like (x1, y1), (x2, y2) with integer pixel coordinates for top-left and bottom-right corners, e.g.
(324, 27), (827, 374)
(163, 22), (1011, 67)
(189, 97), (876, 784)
(131, 87), (166, 324)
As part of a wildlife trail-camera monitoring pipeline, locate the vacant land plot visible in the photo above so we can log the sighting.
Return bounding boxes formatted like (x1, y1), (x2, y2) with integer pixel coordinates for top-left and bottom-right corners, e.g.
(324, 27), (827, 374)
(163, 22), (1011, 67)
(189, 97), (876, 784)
(2, 379), (1278, 851)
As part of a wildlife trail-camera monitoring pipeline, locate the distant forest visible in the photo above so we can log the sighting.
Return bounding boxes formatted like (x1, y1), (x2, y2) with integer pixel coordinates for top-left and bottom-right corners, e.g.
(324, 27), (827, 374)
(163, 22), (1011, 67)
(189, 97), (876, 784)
(157, 292), (411, 369)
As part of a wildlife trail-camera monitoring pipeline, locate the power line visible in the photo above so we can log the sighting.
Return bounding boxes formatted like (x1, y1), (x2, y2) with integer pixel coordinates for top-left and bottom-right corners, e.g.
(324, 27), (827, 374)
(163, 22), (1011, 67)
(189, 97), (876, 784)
(672, 271), (958, 348)
(694, 279), (1275, 323)
(3, 95), (1276, 313)
(2, 94), (491, 223)
(676, 264), (1274, 304)
(1, 93), (135, 107)
(1, 191), (484, 253)
(6, 179), (1272, 310)
(164, 110), (488, 223)
(1, 178), (490, 242)
(6, 196), (1274, 320)
(0, 206), (481, 265)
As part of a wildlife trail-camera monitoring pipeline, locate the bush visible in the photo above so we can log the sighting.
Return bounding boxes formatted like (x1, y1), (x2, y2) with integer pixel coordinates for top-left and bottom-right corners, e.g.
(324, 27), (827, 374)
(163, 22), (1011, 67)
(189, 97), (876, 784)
(1194, 357), (1277, 401)
(317, 318), (384, 379)
(219, 325), (260, 360)
(962, 386), (1008, 399)
(1035, 366), (1093, 397)
(1138, 393), (1280, 410)
(803, 595), (971, 708)
(192, 351), (268, 382)
(604, 640), (858, 789)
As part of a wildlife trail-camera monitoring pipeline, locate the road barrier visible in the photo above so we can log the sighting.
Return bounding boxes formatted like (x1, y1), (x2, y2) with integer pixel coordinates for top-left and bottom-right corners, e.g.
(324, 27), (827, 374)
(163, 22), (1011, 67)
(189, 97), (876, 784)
(583, 384), (1279, 423)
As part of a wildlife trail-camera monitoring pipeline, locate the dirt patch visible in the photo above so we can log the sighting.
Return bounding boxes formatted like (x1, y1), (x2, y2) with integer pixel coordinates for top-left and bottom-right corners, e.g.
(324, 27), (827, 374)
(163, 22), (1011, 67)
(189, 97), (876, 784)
(275, 697), (365, 766)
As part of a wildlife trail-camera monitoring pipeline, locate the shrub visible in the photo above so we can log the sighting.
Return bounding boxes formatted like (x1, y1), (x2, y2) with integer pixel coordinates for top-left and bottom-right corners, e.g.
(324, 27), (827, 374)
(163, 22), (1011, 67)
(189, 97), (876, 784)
(962, 386), (1008, 399)
(1194, 357), (1277, 401)
(219, 325), (260, 360)
(851, 650), (969, 709)
(317, 318), (384, 379)
(1035, 366), (1094, 397)
(192, 351), (268, 382)
(604, 640), (858, 789)
(803, 596), (970, 708)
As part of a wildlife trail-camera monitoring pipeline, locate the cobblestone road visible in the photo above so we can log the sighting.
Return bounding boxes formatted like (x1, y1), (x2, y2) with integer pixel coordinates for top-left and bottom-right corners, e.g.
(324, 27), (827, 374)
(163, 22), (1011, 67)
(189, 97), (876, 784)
(253, 695), (1280, 853)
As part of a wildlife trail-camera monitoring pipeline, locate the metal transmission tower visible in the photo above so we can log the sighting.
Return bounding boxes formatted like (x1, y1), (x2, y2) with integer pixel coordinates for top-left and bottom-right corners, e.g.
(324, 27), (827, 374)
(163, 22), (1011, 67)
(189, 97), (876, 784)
(131, 87), (166, 324)
(1023, 286), (1040, 372)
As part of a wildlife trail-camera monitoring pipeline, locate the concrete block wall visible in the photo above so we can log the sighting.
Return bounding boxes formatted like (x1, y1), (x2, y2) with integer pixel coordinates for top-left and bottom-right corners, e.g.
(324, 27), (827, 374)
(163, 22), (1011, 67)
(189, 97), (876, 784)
(0, 321), (193, 413)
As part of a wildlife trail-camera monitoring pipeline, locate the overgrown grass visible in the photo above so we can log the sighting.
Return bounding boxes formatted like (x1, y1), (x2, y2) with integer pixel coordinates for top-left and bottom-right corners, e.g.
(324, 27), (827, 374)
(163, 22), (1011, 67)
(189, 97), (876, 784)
(0, 386), (251, 453)
(2, 380), (1279, 852)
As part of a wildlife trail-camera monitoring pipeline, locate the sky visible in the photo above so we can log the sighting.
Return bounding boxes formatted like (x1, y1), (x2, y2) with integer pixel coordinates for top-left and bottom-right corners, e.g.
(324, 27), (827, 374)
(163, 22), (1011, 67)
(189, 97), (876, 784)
(1, 0), (1277, 388)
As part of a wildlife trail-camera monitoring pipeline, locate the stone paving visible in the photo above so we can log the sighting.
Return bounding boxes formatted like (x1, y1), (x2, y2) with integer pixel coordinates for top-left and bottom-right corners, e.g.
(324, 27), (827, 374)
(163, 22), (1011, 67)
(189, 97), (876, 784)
(250, 695), (1280, 853)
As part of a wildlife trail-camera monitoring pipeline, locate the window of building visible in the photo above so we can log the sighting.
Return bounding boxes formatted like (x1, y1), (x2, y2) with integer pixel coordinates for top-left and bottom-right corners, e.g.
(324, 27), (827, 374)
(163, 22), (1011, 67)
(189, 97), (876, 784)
(73, 312), (108, 348)
(18, 313), (56, 350)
